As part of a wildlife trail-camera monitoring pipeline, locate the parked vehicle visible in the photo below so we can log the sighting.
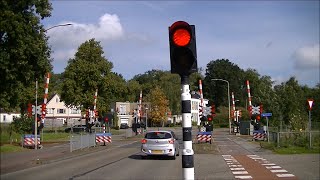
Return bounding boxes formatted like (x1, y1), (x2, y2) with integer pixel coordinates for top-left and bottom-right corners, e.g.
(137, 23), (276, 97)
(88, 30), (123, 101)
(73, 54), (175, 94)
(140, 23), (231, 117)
(141, 130), (180, 160)
(65, 125), (87, 133)
(120, 123), (129, 129)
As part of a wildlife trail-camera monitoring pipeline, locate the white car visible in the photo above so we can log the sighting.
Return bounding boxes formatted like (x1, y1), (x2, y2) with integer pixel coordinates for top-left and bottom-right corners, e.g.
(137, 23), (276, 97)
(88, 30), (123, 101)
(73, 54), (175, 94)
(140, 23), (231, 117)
(141, 130), (180, 160)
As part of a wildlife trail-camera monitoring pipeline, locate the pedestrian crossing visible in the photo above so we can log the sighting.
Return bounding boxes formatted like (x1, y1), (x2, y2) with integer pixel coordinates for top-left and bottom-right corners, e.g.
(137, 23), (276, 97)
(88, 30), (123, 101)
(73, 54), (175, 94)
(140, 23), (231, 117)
(222, 154), (296, 179)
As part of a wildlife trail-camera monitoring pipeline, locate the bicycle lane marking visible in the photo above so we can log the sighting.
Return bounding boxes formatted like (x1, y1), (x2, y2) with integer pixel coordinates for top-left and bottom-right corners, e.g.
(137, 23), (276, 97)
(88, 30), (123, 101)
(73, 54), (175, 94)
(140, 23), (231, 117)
(246, 155), (296, 178)
(234, 155), (297, 180)
(222, 155), (252, 179)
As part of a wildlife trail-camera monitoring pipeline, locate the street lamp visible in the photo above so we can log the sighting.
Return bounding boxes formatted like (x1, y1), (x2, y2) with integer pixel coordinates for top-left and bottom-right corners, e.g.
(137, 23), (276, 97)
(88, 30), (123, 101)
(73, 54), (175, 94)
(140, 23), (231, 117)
(211, 79), (231, 134)
(44, 23), (73, 32)
(145, 107), (148, 131)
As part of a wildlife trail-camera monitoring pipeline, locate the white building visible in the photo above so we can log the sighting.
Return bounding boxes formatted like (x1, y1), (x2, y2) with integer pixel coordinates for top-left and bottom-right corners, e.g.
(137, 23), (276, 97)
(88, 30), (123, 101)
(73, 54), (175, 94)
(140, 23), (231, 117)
(44, 94), (82, 127)
(0, 112), (20, 123)
(191, 91), (209, 125)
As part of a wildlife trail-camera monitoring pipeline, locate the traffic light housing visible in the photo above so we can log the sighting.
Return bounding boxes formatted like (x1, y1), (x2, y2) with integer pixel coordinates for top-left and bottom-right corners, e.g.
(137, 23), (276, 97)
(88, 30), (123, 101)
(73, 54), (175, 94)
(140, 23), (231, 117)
(169, 21), (197, 76)
(207, 116), (212, 121)
(95, 110), (98, 117)
(27, 103), (32, 117)
(211, 104), (215, 116)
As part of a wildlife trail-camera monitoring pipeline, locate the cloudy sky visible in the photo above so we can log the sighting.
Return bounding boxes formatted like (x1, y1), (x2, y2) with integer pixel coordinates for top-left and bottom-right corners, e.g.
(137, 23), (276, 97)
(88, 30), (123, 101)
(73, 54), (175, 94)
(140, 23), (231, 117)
(42, 1), (319, 87)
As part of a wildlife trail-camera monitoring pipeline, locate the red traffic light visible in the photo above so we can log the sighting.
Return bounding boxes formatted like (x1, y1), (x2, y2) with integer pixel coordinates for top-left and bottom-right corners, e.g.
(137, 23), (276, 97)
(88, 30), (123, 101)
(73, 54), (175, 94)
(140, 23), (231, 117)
(208, 117), (212, 121)
(104, 117), (108, 122)
(256, 115), (261, 121)
(170, 21), (192, 47)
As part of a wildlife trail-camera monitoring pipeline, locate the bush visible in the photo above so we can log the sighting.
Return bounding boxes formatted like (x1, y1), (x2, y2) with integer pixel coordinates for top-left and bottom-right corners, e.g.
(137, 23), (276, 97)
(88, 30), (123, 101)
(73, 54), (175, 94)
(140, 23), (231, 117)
(11, 116), (33, 134)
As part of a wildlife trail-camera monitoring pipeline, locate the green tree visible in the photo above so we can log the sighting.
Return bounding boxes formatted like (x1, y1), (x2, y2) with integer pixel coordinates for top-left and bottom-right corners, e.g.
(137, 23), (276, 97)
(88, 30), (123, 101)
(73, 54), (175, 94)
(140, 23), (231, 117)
(145, 86), (169, 127)
(60, 39), (123, 115)
(203, 59), (245, 108)
(0, 0), (53, 111)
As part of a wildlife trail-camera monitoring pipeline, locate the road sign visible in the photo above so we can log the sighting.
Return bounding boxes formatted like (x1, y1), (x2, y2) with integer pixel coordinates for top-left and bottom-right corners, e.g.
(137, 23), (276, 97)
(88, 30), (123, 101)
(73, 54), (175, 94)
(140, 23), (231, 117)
(203, 106), (212, 116)
(32, 105), (41, 115)
(261, 113), (272, 117)
(252, 106), (260, 114)
(307, 99), (314, 110)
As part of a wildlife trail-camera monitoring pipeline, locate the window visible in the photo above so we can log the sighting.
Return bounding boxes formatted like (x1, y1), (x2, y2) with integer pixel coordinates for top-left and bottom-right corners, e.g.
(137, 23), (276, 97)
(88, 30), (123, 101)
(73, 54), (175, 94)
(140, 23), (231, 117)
(47, 108), (54, 114)
(71, 108), (80, 114)
(56, 97), (59, 103)
(119, 104), (127, 115)
(57, 109), (65, 114)
(3, 115), (6, 122)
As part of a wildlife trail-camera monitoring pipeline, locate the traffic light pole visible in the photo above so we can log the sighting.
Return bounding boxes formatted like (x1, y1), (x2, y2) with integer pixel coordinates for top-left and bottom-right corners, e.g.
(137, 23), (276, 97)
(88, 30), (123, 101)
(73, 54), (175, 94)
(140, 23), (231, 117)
(34, 80), (38, 150)
(181, 76), (194, 180)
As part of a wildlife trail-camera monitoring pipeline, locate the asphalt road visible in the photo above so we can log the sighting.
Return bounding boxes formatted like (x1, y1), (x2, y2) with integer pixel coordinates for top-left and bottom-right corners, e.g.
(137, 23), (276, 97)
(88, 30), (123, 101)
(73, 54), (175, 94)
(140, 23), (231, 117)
(1, 128), (319, 180)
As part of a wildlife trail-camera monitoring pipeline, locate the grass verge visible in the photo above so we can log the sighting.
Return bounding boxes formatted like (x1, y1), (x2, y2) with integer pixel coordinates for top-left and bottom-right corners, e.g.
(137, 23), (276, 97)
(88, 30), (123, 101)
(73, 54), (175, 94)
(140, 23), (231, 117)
(0, 144), (27, 153)
(259, 141), (320, 154)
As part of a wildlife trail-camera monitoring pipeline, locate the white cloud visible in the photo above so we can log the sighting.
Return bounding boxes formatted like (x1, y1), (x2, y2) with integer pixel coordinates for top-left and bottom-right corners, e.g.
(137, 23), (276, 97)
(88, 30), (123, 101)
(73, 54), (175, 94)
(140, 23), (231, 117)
(294, 44), (320, 70)
(47, 13), (124, 48)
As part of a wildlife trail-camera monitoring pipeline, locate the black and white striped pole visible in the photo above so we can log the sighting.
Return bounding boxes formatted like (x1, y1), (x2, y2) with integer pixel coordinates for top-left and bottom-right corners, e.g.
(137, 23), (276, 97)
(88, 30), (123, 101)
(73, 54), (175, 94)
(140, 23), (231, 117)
(169, 21), (197, 180)
(181, 76), (194, 179)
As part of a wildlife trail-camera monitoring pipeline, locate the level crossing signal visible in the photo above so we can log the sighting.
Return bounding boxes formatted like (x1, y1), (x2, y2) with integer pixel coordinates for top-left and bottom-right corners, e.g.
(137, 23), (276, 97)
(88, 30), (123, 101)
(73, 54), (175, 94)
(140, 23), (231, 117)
(169, 21), (197, 76)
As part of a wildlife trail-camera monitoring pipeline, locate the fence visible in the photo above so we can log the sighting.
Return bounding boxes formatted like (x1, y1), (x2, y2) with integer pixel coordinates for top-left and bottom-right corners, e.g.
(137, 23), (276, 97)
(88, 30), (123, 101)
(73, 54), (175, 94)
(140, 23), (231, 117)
(70, 132), (96, 152)
(268, 131), (320, 148)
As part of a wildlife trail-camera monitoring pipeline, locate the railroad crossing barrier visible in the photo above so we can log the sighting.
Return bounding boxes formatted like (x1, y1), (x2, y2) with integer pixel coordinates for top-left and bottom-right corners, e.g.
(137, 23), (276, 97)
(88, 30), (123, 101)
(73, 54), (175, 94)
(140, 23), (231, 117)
(22, 134), (41, 148)
(197, 131), (212, 144)
(95, 133), (112, 145)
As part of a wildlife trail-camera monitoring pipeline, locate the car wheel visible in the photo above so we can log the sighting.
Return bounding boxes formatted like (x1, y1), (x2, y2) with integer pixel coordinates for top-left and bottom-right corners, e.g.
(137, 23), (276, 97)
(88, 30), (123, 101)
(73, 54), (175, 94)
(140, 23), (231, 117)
(171, 154), (176, 160)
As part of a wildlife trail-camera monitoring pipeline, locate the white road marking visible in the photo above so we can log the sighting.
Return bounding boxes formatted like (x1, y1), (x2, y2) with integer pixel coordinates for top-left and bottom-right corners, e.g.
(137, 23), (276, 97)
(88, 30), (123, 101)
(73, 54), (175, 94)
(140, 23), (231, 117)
(235, 176), (253, 179)
(232, 171), (249, 175)
(231, 168), (245, 170)
(262, 163), (276, 166)
(271, 169), (288, 173)
(266, 166), (282, 169)
(276, 174), (295, 177)
(229, 165), (243, 167)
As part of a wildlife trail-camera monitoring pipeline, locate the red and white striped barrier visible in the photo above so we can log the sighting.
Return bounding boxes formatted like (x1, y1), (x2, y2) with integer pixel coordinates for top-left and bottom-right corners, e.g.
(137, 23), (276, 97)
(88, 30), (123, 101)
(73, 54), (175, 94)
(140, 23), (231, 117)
(95, 133), (112, 144)
(23, 135), (40, 147)
(253, 131), (266, 141)
(197, 132), (212, 144)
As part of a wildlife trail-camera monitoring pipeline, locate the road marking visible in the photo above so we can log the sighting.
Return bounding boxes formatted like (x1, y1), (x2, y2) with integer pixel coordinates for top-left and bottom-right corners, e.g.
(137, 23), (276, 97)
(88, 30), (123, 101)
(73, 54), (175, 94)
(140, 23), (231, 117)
(231, 168), (245, 170)
(266, 166), (282, 169)
(276, 174), (295, 177)
(262, 163), (276, 166)
(229, 165), (243, 167)
(232, 171), (249, 175)
(271, 169), (288, 173)
(246, 155), (296, 178)
(235, 176), (253, 179)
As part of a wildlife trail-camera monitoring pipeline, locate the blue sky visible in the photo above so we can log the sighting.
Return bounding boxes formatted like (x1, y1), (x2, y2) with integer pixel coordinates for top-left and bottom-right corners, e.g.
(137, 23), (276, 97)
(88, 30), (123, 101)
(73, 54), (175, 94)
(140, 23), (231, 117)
(43, 1), (319, 87)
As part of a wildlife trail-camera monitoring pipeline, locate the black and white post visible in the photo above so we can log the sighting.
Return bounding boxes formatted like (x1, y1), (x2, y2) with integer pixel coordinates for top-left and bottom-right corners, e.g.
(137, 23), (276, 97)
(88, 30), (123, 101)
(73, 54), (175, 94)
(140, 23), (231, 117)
(181, 76), (194, 179)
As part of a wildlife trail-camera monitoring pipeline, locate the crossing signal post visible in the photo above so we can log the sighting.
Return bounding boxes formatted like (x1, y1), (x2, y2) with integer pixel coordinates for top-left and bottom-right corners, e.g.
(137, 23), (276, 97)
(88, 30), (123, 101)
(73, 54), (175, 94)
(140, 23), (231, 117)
(169, 21), (197, 180)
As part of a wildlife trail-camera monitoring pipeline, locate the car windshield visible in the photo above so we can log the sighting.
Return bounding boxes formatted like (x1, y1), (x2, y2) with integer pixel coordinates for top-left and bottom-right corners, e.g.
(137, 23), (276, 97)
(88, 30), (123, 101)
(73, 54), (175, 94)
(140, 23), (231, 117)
(145, 132), (172, 139)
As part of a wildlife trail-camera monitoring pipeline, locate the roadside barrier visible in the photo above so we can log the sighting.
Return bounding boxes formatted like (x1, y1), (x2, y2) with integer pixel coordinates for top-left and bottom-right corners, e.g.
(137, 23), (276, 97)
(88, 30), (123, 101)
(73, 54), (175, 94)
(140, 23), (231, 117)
(22, 134), (40, 148)
(197, 132), (212, 144)
(95, 133), (112, 144)
(253, 130), (266, 141)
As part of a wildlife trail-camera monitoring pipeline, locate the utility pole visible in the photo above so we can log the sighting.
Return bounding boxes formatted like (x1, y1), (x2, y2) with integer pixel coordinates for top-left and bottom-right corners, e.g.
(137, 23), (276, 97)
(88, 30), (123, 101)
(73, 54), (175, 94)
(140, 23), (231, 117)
(34, 80), (38, 150)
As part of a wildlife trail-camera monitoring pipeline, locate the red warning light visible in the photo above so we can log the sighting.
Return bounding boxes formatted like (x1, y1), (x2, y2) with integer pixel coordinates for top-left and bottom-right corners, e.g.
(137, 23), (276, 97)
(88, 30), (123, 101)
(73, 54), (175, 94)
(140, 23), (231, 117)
(173, 29), (190, 46)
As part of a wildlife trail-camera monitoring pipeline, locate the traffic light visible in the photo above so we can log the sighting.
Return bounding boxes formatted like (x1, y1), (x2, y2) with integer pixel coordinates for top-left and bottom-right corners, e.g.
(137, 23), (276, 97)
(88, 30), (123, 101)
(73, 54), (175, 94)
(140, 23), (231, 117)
(95, 110), (98, 117)
(86, 109), (89, 118)
(41, 104), (46, 117)
(104, 117), (108, 123)
(256, 115), (261, 121)
(169, 21), (197, 76)
(207, 116), (212, 121)
(27, 103), (32, 117)
(211, 104), (215, 116)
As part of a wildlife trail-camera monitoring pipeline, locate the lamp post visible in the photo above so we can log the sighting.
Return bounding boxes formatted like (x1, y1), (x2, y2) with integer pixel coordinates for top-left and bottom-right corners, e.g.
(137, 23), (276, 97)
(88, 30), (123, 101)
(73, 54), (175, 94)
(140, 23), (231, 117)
(211, 79), (231, 134)
(145, 107), (148, 131)
(44, 23), (73, 32)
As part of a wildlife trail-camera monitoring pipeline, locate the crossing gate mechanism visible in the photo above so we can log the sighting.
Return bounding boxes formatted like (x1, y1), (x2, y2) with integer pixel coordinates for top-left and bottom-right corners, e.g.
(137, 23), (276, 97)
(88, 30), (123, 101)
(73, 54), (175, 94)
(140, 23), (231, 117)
(95, 133), (112, 144)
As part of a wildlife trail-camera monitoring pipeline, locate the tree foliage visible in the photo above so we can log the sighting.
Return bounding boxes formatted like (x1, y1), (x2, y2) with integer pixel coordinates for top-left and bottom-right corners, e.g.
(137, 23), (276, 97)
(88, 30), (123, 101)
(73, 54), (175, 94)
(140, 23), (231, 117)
(0, 0), (53, 111)
(60, 39), (126, 115)
(145, 86), (169, 127)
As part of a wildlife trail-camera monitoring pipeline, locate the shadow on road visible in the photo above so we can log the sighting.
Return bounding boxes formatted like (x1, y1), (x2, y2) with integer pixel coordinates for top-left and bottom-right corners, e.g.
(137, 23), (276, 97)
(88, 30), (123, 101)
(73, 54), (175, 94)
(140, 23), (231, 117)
(128, 154), (176, 160)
